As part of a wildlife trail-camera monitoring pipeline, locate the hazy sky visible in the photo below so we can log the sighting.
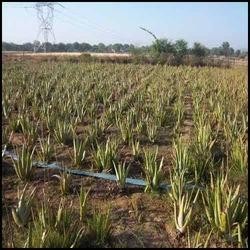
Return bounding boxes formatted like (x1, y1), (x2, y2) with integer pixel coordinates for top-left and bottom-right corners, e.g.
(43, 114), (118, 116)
(2, 2), (248, 50)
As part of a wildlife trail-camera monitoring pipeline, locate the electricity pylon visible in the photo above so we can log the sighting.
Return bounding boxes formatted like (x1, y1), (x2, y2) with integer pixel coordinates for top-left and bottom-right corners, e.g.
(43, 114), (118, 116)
(34, 2), (64, 52)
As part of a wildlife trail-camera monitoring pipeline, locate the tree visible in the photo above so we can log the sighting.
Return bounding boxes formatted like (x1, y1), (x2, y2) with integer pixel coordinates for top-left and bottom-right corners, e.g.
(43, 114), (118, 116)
(80, 43), (92, 52)
(106, 44), (113, 52)
(210, 47), (223, 56)
(128, 44), (135, 52)
(22, 43), (33, 51)
(174, 39), (188, 57)
(235, 49), (241, 57)
(229, 47), (234, 56)
(33, 40), (41, 52)
(112, 43), (123, 53)
(91, 45), (98, 52)
(122, 44), (130, 52)
(239, 51), (248, 59)
(57, 43), (66, 52)
(73, 42), (80, 51)
(97, 43), (106, 52)
(222, 41), (230, 56)
(43, 42), (53, 52)
(151, 39), (175, 56)
(191, 42), (207, 57)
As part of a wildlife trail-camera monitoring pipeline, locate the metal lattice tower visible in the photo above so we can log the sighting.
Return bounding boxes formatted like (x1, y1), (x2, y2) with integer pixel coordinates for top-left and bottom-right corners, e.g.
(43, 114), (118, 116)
(34, 2), (56, 52)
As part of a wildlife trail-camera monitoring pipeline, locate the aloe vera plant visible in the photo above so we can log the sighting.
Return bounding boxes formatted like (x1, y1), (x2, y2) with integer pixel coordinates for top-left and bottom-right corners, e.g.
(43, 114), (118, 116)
(170, 142), (200, 235)
(143, 148), (164, 193)
(187, 228), (213, 248)
(52, 170), (72, 195)
(36, 198), (72, 231)
(12, 145), (36, 182)
(202, 172), (248, 240)
(153, 100), (168, 127)
(38, 135), (54, 163)
(118, 119), (133, 145)
(146, 119), (158, 143)
(87, 209), (112, 247)
(169, 168), (186, 204)
(12, 184), (36, 227)
(191, 123), (216, 182)
(28, 198), (85, 248)
(173, 138), (191, 173)
(230, 137), (247, 175)
(173, 98), (184, 130)
(54, 120), (73, 145)
(79, 186), (91, 221)
(88, 119), (104, 140)
(10, 115), (23, 133)
(195, 123), (215, 152)
(173, 188), (200, 234)
(223, 113), (245, 144)
(169, 164), (199, 234)
(72, 137), (86, 167)
(92, 137), (118, 172)
(131, 138), (140, 158)
(19, 116), (39, 146)
(44, 110), (56, 132)
(113, 161), (130, 190)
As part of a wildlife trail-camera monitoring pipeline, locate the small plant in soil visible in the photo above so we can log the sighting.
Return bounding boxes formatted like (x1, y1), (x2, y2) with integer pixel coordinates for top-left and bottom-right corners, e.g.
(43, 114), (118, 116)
(143, 147), (164, 193)
(38, 135), (54, 163)
(92, 137), (118, 172)
(113, 161), (130, 190)
(72, 137), (86, 167)
(12, 145), (36, 182)
(52, 169), (72, 196)
(79, 185), (91, 222)
(87, 208), (112, 247)
(12, 184), (36, 228)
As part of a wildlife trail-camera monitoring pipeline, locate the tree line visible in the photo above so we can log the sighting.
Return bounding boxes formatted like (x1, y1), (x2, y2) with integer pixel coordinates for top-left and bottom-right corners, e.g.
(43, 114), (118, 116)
(136, 40), (247, 58)
(2, 40), (248, 58)
(2, 41), (135, 54)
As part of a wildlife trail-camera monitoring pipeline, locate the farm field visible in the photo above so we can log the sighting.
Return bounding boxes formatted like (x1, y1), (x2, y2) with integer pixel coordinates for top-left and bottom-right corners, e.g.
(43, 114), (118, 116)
(2, 60), (248, 248)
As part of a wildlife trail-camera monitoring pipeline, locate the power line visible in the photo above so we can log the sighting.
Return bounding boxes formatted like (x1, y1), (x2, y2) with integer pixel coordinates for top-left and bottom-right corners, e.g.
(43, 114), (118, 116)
(56, 7), (135, 44)
(55, 13), (102, 37)
(55, 15), (108, 44)
(55, 9), (126, 43)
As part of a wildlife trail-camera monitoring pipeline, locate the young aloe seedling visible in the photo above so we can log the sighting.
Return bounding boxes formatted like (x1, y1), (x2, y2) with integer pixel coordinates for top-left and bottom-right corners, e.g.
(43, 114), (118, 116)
(12, 184), (36, 227)
(38, 135), (54, 163)
(72, 137), (86, 167)
(79, 185), (91, 221)
(87, 208), (112, 247)
(143, 147), (164, 193)
(113, 161), (130, 190)
(52, 169), (72, 195)
(12, 145), (36, 182)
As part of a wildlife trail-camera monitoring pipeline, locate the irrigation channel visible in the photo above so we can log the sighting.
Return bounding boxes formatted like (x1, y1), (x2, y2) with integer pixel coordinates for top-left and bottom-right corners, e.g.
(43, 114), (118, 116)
(2, 148), (204, 192)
